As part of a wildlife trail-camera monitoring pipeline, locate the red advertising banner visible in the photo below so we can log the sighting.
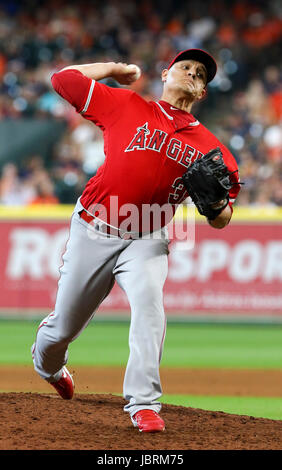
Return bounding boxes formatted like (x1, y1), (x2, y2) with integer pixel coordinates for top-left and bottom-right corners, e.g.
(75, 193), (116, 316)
(0, 218), (282, 317)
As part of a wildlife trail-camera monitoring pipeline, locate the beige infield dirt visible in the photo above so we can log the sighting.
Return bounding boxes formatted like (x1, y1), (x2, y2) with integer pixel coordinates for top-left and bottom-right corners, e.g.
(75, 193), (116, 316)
(1, 365), (282, 450)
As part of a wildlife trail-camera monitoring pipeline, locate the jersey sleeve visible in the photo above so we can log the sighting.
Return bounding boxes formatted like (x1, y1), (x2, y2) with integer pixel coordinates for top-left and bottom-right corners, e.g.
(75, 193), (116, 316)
(51, 69), (91, 112)
(221, 146), (241, 207)
(51, 69), (133, 129)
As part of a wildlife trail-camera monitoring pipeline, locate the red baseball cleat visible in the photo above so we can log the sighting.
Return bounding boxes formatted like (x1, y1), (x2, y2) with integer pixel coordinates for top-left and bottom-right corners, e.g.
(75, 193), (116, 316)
(132, 410), (165, 432)
(50, 366), (74, 399)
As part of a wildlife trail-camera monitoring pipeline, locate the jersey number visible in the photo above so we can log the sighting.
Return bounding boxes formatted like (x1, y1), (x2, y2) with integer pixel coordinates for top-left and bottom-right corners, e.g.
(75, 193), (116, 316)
(168, 177), (188, 204)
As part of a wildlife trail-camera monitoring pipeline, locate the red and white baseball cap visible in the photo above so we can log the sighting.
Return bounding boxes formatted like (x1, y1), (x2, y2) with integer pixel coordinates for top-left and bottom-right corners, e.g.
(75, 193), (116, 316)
(167, 48), (217, 83)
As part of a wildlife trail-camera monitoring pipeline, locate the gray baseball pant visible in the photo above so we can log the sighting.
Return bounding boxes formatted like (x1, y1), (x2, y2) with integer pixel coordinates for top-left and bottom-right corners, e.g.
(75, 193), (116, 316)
(31, 199), (169, 417)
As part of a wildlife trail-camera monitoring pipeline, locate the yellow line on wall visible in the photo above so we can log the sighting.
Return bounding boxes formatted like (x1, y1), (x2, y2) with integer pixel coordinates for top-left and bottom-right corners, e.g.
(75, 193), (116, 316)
(0, 204), (281, 222)
(0, 205), (74, 220)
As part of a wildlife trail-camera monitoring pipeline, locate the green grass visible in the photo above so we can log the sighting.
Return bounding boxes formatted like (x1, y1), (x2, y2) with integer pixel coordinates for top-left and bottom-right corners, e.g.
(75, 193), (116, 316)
(161, 395), (282, 421)
(1, 319), (282, 369)
(1, 319), (282, 420)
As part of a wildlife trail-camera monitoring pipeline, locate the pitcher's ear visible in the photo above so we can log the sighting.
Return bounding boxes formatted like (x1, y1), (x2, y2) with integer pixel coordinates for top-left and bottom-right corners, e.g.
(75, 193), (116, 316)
(162, 69), (168, 82)
(198, 87), (208, 101)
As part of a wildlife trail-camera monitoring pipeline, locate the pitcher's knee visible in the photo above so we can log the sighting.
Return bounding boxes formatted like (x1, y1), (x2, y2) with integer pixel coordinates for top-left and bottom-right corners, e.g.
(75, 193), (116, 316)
(53, 330), (76, 345)
(36, 325), (72, 348)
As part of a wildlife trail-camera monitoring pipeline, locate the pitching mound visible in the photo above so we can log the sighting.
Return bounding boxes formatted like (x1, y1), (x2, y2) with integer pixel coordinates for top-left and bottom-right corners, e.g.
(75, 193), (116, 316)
(1, 392), (282, 450)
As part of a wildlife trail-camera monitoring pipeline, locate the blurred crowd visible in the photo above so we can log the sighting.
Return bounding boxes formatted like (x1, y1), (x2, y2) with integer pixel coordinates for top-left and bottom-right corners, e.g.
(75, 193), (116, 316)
(0, 0), (281, 206)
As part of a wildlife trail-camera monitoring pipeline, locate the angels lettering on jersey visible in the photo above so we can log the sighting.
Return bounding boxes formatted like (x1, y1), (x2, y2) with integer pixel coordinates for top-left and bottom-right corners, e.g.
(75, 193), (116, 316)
(124, 122), (204, 168)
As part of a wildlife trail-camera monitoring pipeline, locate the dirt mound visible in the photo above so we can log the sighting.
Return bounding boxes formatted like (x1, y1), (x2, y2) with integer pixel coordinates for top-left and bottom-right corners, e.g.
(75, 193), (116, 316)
(1, 392), (282, 450)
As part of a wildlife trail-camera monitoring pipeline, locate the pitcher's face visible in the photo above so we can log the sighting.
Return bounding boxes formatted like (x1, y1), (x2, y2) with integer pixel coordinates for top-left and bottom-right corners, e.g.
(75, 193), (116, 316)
(162, 60), (207, 101)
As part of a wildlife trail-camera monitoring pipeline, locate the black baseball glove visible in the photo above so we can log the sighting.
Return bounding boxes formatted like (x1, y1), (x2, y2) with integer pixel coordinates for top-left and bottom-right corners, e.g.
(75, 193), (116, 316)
(181, 147), (233, 220)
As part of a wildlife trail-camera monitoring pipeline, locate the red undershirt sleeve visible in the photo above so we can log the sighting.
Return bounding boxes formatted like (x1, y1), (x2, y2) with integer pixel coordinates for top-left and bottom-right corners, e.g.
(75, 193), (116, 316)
(51, 68), (134, 128)
(51, 69), (92, 113)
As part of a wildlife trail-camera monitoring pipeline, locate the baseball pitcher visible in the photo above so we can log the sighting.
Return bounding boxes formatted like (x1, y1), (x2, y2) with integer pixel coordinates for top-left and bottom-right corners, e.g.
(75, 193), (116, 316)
(31, 49), (241, 432)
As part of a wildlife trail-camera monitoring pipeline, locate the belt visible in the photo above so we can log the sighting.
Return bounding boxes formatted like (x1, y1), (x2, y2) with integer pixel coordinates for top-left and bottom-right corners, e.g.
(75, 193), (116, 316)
(79, 209), (96, 225)
(79, 209), (166, 240)
(79, 209), (134, 239)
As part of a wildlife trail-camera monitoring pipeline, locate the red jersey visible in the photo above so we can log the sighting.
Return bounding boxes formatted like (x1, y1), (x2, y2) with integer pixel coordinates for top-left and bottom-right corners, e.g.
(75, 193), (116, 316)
(51, 69), (240, 231)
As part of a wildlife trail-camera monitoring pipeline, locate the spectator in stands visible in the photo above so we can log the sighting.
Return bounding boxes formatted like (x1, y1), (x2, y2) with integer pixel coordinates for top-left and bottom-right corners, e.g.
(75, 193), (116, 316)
(0, 163), (36, 205)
